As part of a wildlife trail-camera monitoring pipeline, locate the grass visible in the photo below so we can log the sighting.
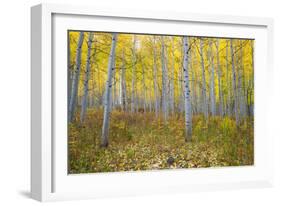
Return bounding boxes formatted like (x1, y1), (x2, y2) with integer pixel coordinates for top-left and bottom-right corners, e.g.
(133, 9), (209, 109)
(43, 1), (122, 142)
(68, 109), (254, 174)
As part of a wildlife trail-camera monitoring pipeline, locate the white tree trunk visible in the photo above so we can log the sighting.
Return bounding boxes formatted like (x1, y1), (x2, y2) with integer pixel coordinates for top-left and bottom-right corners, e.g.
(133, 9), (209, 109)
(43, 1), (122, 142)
(153, 37), (159, 117)
(97, 63), (102, 108)
(216, 39), (224, 116)
(209, 40), (216, 116)
(238, 41), (247, 119)
(183, 36), (192, 141)
(112, 65), (117, 109)
(119, 58), (122, 105)
(80, 32), (94, 123)
(131, 36), (136, 113)
(110, 55), (116, 112)
(170, 37), (175, 115)
(199, 38), (208, 118)
(68, 32), (84, 122)
(190, 42), (197, 115)
(141, 59), (147, 113)
(149, 90), (152, 112)
(161, 36), (168, 122)
(101, 33), (118, 147)
(225, 40), (231, 116)
(120, 49), (127, 111)
(230, 39), (240, 125)
(177, 63), (183, 113)
(164, 44), (170, 116)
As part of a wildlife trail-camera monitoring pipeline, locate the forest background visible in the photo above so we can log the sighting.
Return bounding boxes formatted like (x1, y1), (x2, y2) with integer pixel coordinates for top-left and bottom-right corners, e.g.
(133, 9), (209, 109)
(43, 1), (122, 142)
(68, 31), (254, 173)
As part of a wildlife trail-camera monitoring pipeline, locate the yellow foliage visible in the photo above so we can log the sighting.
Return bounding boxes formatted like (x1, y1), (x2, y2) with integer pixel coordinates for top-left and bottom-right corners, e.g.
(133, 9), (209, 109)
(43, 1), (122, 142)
(68, 31), (254, 105)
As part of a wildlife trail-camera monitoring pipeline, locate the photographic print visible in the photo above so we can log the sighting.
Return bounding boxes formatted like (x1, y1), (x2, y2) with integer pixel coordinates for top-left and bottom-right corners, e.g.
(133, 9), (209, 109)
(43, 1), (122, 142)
(68, 31), (254, 174)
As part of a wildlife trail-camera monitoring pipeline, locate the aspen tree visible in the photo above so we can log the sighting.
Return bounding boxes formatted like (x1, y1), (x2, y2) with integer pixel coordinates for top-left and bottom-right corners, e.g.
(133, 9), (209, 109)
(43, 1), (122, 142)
(161, 36), (169, 122)
(199, 38), (208, 118)
(153, 37), (159, 117)
(183, 36), (192, 141)
(230, 39), (240, 125)
(209, 40), (216, 116)
(131, 36), (136, 113)
(80, 32), (94, 123)
(216, 39), (224, 116)
(68, 32), (84, 122)
(101, 33), (118, 147)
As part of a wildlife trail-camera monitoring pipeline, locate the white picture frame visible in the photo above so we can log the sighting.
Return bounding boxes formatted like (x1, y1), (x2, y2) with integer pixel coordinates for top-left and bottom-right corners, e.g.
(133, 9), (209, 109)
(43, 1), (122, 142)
(31, 3), (274, 202)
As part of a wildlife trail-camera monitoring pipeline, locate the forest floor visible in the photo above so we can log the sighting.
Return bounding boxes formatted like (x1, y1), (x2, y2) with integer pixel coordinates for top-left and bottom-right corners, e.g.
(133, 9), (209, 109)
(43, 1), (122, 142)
(68, 109), (254, 174)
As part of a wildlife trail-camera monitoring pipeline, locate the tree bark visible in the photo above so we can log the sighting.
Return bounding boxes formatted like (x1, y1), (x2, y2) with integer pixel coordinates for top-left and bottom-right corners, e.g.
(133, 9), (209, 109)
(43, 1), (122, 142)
(225, 40), (231, 116)
(110, 55), (116, 112)
(141, 58), (147, 113)
(120, 49), (127, 111)
(230, 39), (240, 125)
(170, 37), (175, 115)
(131, 36), (136, 113)
(209, 40), (216, 116)
(183, 36), (192, 141)
(190, 40), (197, 115)
(68, 32), (84, 122)
(153, 37), (159, 117)
(112, 63), (117, 109)
(216, 39), (224, 116)
(238, 40), (247, 119)
(80, 32), (94, 123)
(101, 33), (118, 147)
(199, 38), (208, 118)
(161, 36), (168, 122)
